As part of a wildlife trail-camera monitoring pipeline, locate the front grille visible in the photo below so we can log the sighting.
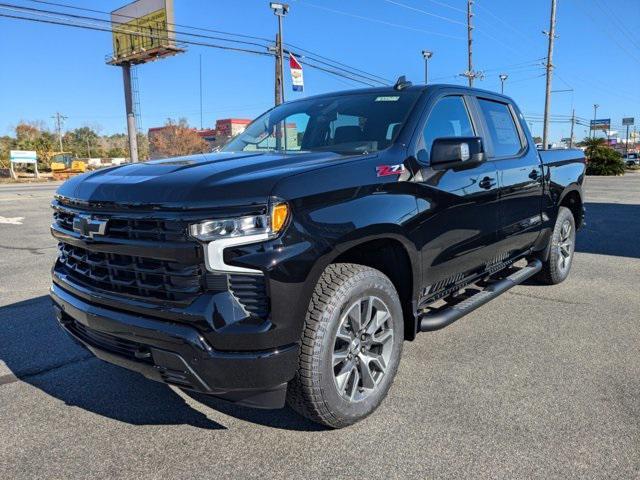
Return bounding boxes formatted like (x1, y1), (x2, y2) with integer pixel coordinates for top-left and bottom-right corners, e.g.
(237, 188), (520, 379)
(68, 320), (151, 362)
(52, 207), (189, 242)
(228, 274), (269, 318)
(57, 243), (203, 303)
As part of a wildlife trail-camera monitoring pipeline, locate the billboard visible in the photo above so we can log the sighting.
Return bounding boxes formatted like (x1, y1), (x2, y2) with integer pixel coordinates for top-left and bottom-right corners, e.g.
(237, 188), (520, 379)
(108, 0), (182, 65)
(590, 118), (610, 131)
(622, 117), (635, 126)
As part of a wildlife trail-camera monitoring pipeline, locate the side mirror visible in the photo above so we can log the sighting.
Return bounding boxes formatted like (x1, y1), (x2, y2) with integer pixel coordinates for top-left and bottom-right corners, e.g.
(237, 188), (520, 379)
(430, 137), (485, 168)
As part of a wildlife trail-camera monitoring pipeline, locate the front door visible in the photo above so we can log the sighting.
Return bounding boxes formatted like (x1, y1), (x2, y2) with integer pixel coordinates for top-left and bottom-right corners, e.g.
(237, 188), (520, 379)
(411, 94), (500, 293)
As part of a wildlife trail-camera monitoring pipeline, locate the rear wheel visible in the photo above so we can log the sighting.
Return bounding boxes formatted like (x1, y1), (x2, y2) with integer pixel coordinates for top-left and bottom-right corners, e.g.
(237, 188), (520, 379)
(537, 206), (576, 284)
(286, 263), (403, 428)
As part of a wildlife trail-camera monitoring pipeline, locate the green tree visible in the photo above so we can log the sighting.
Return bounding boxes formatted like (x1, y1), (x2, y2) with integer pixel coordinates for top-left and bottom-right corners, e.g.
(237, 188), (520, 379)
(581, 137), (625, 176)
(13, 122), (57, 169)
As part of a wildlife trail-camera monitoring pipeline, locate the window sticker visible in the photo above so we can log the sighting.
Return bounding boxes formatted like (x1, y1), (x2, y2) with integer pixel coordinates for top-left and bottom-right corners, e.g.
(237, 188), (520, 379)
(375, 96), (400, 102)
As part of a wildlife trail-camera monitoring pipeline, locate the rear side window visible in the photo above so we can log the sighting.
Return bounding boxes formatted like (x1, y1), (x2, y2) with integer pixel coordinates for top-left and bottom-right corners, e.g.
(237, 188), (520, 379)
(423, 96), (474, 154)
(478, 99), (523, 157)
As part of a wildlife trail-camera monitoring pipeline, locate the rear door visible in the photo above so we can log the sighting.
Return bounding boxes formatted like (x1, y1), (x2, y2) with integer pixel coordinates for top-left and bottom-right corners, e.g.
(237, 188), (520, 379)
(411, 93), (500, 291)
(474, 96), (543, 258)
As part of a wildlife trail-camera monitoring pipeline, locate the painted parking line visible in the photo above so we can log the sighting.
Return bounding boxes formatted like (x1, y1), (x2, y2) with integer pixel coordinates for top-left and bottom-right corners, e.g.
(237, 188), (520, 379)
(0, 216), (25, 225)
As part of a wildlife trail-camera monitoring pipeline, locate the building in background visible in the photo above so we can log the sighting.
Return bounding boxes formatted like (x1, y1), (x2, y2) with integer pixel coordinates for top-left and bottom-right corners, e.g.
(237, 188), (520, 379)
(147, 118), (252, 158)
(215, 118), (252, 138)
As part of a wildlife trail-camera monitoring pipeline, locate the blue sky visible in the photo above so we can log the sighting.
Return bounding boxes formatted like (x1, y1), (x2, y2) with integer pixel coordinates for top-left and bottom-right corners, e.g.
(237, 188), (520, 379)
(0, 0), (638, 142)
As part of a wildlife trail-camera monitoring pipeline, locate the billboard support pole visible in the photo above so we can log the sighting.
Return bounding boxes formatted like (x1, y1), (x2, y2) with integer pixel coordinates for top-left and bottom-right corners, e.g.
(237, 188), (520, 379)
(122, 62), (139, 163)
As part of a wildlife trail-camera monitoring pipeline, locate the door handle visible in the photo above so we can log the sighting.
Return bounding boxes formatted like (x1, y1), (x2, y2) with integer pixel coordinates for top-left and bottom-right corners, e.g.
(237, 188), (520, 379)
(479, 176), (496, 190)
(528, 169), (540, 180)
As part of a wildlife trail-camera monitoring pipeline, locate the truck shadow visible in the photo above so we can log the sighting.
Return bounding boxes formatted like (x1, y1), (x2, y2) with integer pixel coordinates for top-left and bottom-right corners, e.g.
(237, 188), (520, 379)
(0, 295), (322, 431)
(575, 202), (640, 259)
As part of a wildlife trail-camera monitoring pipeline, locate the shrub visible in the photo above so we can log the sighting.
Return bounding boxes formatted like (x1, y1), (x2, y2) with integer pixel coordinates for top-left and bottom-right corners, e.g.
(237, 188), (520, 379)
(581, 138), (625, 176)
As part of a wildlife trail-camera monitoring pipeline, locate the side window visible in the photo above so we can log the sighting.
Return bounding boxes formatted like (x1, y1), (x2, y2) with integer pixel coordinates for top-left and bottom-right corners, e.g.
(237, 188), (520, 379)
(477, 99), (523, 157)
(423, 96), (474, 155)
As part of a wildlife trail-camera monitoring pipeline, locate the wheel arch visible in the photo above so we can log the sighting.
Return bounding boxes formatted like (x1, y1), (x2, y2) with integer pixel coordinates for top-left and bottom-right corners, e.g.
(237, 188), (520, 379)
(558, 187), (584, 229)
(327, 233), (420, 341)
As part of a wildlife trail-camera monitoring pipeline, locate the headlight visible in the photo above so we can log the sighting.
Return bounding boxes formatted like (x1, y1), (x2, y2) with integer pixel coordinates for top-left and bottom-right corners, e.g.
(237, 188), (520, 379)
(189, 200), (289, 242)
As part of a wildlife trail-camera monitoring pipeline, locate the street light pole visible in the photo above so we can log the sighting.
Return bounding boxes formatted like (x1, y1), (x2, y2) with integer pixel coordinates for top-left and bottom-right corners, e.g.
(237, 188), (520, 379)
(270, 2), (289, 106)
(499, 74), (508, 94)
(592, 103), (599, 138)
(422, 50), (433, 84)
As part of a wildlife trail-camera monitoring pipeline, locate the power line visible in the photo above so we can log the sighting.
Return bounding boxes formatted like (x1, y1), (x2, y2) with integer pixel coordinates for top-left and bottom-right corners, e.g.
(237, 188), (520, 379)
(593, 0), (640, 50)
(381, 0), (466, 26)
(0, 8), (384, 88)
(424, 0), (466, 14)
(284, 42), (392, 84)
(0, 8), (273, 56)
(28, 0), (274, 43)
(296, 1), (465, 40)
(17, 1), (391, 86)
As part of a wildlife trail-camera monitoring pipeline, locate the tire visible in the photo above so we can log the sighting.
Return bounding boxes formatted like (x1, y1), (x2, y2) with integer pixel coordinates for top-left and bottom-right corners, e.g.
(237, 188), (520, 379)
(286, 263), (404, 428)
(537, 206), (576, 285)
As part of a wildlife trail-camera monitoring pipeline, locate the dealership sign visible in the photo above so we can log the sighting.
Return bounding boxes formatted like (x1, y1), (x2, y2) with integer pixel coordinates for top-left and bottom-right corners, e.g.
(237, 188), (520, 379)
(290, 53), (304, 92)
(590, 118), (610, 131)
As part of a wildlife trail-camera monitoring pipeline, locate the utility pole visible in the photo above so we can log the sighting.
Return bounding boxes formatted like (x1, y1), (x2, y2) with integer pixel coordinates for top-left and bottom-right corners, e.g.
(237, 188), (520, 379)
(458, 1), (482, 86)
(592, 104), (599, 139)
(542, 0), (557, 150)
(271, 2), (289, 106)
(569, 108), (575, 148)
(499, 74), (508, 94)
(199, 54), (203, 130)
(122, 62), (139, 163)
(467, 0), (473, 87)
(51, 112), (67, 152)
(466, 0), (474, 87)
(422, 50), (433, 84)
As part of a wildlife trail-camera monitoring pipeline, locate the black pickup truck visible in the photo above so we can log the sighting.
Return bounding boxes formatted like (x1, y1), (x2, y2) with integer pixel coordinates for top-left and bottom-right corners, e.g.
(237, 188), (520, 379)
(50, 80), (585, 428)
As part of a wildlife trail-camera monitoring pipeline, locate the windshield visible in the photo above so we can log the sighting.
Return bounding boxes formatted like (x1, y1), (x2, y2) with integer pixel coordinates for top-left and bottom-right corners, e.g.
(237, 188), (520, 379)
(222, 91), (421, 154)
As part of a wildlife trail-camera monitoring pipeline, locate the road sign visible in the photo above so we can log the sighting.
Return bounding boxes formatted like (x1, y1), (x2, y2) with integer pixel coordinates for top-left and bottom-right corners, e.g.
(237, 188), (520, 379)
(9, 150), (38, 179)
(590, 118), (610, 131)
(9, 150), (37, 163)
(622, 117), (635, 126)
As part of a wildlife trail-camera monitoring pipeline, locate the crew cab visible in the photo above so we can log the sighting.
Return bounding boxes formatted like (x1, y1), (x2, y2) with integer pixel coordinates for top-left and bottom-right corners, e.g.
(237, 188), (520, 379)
(50, 80), (585, 428)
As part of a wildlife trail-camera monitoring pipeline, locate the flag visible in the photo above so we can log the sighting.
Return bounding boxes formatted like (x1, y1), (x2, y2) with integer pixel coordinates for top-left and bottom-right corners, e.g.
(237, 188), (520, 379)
(290, 53), (304, 92)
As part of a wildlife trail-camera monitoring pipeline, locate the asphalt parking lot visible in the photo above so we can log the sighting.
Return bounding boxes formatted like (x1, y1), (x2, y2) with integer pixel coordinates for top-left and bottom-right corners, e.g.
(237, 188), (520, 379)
(1, 175), (639, 479)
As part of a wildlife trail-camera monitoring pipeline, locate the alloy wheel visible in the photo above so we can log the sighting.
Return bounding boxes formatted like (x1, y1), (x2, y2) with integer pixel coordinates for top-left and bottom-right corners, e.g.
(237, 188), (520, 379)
(332, 296), (394, 402)
(557, 219), (574, 273)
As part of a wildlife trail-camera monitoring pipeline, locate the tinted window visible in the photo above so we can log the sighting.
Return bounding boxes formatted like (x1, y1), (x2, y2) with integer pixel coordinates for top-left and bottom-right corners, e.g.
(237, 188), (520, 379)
(423, 96), (474, 156)
(478, 99), (522, 157)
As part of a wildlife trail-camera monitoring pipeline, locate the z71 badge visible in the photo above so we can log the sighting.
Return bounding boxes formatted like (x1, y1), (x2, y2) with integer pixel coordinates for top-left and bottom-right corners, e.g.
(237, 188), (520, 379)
(376, 164), (406, 177)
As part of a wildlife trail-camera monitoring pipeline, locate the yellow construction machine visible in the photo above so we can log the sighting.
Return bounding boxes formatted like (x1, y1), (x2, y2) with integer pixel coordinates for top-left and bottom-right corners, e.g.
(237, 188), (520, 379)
(50, 153), (86, 180)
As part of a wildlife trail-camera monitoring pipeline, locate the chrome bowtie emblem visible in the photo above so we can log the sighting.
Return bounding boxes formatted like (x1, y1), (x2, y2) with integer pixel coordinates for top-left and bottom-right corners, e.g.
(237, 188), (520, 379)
(72, 214), (107, 239)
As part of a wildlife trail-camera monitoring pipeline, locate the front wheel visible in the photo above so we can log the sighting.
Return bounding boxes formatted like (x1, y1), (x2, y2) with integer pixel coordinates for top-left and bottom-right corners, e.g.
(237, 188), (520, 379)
(537, 206), (576, 284)
(286, 263), (404, 428)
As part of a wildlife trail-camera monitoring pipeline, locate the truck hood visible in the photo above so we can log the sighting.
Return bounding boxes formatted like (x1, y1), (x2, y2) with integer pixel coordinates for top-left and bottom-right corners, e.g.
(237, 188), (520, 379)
(56, 151), (355, 210)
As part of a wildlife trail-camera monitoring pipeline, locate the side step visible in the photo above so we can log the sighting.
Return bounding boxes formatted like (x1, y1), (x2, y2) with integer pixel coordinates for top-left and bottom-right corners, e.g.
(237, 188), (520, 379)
(419, 259), (542, 332)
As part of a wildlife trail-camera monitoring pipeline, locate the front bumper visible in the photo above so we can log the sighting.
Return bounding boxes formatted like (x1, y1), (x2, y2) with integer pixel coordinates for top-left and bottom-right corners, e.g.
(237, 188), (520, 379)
(50, 283), (299, 409)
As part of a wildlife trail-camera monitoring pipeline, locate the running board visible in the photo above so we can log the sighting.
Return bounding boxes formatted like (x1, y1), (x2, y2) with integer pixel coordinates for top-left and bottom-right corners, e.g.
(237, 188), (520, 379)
(419, 259), (542, 332)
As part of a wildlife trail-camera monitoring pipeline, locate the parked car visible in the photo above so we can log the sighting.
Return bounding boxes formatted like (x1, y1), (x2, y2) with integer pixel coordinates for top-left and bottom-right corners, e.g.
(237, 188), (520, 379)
(50, 80), (586, 428)
(623, 153), (639, 166)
